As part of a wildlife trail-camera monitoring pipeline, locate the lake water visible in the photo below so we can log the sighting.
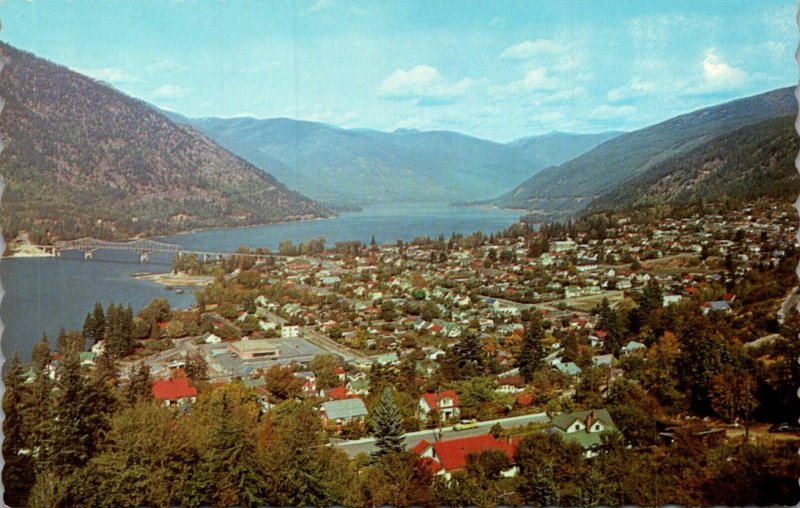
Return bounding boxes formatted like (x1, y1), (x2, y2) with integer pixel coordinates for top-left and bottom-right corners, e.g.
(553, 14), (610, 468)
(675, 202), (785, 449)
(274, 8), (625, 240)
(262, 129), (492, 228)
(1, 204), (520, 360)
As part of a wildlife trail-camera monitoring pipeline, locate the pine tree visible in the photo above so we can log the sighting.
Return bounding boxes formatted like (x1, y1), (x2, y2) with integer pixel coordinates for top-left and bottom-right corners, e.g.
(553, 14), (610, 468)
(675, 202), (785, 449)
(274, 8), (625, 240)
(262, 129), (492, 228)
(3, 353), (35, 506)
(598, 298), (625, 356)
(82, 312), (96, 344)
(519, 313), (546, 382)
(125, 362), (153, 405)
(31, 334), (51, 373)
(371, 387), (405, 456)
(92, 302), (106, 343)
(453, 332), (484, 379)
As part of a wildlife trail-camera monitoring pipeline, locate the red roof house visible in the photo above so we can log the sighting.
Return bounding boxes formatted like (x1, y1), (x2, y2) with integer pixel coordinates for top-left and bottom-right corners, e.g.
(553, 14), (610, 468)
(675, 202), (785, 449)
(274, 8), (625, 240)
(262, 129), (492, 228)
(414, 433), (520, 479)
(418, 390), (460, 421)
(151, 377), (198, 407)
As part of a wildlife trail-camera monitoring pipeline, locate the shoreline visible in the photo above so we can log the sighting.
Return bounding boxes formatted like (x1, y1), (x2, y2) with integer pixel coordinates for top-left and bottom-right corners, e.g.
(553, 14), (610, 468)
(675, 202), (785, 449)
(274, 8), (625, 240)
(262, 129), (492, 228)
(132, 271), (214, 287)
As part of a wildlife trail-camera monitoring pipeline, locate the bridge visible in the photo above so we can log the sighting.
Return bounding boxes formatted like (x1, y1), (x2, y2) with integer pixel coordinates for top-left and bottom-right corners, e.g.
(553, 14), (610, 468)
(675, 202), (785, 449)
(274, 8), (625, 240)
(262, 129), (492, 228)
(35, 238), (277, 263)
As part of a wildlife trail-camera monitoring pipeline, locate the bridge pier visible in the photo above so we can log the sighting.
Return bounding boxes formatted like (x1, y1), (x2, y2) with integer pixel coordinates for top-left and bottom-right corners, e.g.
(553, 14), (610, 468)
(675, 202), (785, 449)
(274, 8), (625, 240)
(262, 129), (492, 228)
(83, 250), (94, 260)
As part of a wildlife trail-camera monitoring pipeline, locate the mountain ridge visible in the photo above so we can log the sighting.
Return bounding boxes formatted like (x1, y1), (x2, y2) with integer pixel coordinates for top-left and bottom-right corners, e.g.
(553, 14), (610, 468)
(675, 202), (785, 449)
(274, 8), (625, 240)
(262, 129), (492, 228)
(164, 110), (622, 207)
(0, 43), (330, 243)
(488, 86), (797, 220)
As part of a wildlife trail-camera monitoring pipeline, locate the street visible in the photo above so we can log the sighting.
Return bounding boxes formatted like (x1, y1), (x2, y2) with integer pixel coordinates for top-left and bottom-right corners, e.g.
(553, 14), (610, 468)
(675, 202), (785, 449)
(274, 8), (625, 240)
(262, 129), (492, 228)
(332, 412), (550, 458)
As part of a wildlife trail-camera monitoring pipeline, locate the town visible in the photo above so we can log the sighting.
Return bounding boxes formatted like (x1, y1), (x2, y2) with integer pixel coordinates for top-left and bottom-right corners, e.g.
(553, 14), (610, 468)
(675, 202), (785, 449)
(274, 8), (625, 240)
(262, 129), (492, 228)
(7, 198), (800, 507)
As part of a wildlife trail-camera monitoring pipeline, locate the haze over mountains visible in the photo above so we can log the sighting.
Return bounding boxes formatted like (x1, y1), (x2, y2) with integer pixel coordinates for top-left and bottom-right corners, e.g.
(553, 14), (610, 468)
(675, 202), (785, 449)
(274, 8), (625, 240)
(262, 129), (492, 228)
(488, 86), (798, 220)
(0, 43), (330, 242)
(164, 111), (621, 207)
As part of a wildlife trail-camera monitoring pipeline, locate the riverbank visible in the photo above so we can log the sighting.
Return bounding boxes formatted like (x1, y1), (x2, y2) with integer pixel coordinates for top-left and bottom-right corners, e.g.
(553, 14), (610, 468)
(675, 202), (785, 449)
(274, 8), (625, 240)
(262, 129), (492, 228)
(131, 272), (214, 287)
(2, 241), (53, 259)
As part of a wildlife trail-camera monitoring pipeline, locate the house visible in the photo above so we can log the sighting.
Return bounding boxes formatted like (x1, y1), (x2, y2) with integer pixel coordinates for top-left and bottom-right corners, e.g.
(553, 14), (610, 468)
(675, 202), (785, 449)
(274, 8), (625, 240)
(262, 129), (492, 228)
(702, 300), (732, 315)
(592, 354), (614, 368)
(418, 390), (460, 422)
(227, 339), (280, 360)
(621, 340), (646, 355)
(552, 359), (581, 376)
(151, 377), (198, 407)
(203, 332), (223, 344)
(550, 409), (617, 457)
(662, 294), (682, 307)
(320, 398), (368, 426)
(413, 433), (520, 481)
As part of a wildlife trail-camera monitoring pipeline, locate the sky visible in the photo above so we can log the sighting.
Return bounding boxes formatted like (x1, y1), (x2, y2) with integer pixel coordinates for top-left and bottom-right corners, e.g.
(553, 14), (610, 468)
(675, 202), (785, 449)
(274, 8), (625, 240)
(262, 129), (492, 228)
(1, 0), (797, 142)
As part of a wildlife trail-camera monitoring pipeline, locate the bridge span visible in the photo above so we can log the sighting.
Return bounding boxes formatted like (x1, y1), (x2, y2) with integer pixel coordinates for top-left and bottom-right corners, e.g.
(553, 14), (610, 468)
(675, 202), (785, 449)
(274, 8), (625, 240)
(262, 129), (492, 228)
(33, 238), (278, 263)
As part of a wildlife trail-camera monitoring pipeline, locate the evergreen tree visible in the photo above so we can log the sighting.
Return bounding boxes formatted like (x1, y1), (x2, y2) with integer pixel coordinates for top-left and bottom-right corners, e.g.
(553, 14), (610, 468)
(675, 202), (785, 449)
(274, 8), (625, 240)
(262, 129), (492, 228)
(125, 362), (153, 405)
(82, 312), (96, 344)
(598, 298), (625, 356)
(3, 353), (35, 506)
(92, 302), (106, 343)
(371, 387), (405, 456)
(519, 312), (547, 382)
(31, 334), (51, 373)
(452, 331), (484, 379)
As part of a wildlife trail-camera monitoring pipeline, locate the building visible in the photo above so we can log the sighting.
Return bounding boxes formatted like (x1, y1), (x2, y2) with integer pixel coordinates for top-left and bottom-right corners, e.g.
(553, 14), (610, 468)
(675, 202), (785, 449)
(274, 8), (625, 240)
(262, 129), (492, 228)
(151, 377), (198, 407)
(320, 398), (368, 426)
(552, 240), (577, 253)
(413, 433), (520, 481)
(550, 409), (617, 457)
(226, 339), (281, 360)
(418, 390), (460, 422)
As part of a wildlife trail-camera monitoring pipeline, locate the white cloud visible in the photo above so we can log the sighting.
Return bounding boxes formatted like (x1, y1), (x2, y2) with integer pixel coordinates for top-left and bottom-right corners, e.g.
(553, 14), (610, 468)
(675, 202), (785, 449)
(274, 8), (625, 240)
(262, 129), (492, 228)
(500, 39), (562, 60)
(686, 49), (747, 94)
(72, 66), (138, 84)
(377, 65), (472, 101)
(607, 76), (658, 102)
(491, 67), (561, 97)
(150, 84), (188, 99)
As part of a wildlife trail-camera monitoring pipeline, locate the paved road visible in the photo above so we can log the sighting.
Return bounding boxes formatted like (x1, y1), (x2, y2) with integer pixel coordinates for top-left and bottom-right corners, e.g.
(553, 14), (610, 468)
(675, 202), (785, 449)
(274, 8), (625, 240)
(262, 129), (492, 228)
(333, 412), (549, 458)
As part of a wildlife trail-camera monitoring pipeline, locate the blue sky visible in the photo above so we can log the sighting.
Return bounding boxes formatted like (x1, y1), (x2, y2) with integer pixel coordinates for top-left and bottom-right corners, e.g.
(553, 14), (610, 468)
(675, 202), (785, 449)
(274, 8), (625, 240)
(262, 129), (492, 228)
(1, 1), (797, 141)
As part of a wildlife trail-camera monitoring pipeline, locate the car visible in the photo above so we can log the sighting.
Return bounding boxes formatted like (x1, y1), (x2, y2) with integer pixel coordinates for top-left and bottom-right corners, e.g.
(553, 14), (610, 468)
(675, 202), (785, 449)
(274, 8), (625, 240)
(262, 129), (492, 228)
(768, 423), (800, 433)
(453, 419), (479, 431)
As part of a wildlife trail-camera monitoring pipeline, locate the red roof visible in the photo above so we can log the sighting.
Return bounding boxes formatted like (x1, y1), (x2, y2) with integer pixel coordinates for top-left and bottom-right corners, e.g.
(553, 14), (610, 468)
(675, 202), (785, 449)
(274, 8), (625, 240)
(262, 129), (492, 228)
(594, 330), (608, 338)
(151, 377), (197, 401)
(429, 434), (518, 471)
(418, 456), (443, 474)
(421, 390), (459, 410)
(326, 385), (351, 400)
(412, 439), (431, 455)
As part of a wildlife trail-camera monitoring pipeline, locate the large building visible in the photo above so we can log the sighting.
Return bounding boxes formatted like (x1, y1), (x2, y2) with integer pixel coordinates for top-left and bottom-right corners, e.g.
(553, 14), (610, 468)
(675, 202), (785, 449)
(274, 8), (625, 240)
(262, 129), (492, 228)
(226, 339), (281, 360)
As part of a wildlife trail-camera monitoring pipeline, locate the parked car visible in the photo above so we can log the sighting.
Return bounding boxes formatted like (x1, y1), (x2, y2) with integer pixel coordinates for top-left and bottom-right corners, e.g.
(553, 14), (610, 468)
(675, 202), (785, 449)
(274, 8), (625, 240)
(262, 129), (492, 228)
(768, 422), (800, 433)
(453, 419), (478, 431)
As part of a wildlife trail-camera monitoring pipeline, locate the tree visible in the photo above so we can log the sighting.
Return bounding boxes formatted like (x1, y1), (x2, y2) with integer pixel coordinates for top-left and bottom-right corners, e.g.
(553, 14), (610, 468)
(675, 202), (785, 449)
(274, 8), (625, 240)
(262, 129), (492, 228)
(31, 334), (52, 373)
(598, 298), (625, 355)
(710, 367), (758, 439)
(184, 351), (209, 385)
(518, 313), (546, 382)
(309, 354), (341, 390)
(82, 312), (96, 344)
(92, 302), (106, 343)
(451, 332), (485, 379)
(263, 365), (303, 401)
(3, 353), (35, 506)
(371, 387), (405, 456)
(352, 451), (433, 507)
(125, 363), (153, 405)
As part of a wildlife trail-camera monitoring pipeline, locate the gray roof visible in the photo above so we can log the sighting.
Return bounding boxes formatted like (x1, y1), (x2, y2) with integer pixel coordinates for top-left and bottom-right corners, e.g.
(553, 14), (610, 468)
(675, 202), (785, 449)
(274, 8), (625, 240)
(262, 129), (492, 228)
(551, 409), (615, 433)
(322, 398), (368, 420)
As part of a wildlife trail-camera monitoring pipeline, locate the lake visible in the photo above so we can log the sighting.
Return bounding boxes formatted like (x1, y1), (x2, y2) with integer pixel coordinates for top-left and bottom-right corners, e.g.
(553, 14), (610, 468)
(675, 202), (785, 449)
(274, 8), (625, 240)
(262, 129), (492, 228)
(1, 203), (520, 360)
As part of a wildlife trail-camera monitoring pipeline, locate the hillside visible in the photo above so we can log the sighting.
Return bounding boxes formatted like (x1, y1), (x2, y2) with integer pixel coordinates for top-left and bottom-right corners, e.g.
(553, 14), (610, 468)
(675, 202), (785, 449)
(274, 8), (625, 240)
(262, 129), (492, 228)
(489, 86), (797, 220)
(167, 112), (619, 207)
(0, 43), (330, 243)
(583, 115), (799, 214)
(508, 130), (622, 168)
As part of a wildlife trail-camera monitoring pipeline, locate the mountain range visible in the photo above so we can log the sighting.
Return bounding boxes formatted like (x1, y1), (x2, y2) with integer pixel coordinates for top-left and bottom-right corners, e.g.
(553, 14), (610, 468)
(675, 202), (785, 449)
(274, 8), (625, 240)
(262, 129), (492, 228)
(164, 112), (621, 207)
(0, 43), (330, 242)
(488, 86), (798, 220)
